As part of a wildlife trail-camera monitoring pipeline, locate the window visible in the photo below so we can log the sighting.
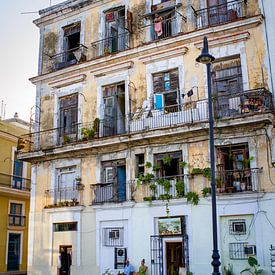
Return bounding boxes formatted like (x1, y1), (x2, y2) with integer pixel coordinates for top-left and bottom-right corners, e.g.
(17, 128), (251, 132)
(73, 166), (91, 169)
(153, 69), (180, 111)
(212, 56), (243, 94)
(63, 22), (81, 62)
(103, 227), (124, 246)
(229, 219), (246, 235)
(136, 154), (145, 177)
(102, 83), (126, 136)
(154, 151), (182, 177)
(12, 151), (24, 189)
(9, 203), (24, 226)
(229, 243), (256, 260)
(59, 93), (78, 138)
(53, 222), (77, 232)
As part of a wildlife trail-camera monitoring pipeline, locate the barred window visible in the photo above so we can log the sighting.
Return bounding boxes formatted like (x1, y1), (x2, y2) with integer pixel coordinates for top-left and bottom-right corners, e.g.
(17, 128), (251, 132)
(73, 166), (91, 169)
(229, 219), (246, 235)
(53, 222), (77, 232)
(103, 227), (124, 246)
(229, 243), (256, 260)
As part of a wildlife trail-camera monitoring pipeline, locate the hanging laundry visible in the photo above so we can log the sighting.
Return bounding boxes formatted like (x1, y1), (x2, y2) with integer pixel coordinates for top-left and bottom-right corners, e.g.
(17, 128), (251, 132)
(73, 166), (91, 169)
(154, 14), (163, 37)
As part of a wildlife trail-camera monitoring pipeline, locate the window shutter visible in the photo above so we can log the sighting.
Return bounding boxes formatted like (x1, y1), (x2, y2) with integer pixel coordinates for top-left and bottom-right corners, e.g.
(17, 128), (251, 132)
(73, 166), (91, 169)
(155, 94), (163, 110)
(153, 74), (164, 93)
(126, 10), (133, 33)
(169, 70), (179, 91)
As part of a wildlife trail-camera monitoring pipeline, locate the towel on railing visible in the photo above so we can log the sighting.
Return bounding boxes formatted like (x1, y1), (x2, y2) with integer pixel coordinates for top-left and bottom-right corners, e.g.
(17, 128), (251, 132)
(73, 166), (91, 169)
(154, 14), (163, 37)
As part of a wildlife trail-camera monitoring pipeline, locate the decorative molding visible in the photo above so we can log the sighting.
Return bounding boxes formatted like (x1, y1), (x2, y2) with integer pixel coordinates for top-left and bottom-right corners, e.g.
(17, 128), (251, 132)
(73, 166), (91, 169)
(48, 74), (87, 88)
(92, 61), (134, 77)
(194, 32), (251, 49)
(139, 46), (188, 64)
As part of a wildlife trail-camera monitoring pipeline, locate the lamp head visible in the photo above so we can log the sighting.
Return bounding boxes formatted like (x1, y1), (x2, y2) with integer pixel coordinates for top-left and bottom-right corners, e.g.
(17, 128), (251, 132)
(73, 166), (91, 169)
(196, 36), (215, 64)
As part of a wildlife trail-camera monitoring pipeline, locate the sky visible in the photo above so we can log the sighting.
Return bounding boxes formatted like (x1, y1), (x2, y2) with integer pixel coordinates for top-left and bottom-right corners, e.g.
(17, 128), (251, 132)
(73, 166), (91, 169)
(0, 0), (64, 121)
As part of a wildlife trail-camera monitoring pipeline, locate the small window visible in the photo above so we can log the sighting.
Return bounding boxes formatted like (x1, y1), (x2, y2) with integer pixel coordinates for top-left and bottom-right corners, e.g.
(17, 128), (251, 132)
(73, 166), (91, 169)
(136, 154), (145, 177)
(229, 243), (255, 260)
(229, 219), (246, 235)
(10, 203), (22, 215)
(53, 222), (77, 232)
(103, 227), (124, 246)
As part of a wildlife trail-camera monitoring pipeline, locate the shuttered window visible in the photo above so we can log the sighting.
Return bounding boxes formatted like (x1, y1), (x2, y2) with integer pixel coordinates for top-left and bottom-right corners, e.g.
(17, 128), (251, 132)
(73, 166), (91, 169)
(59, 93), (78, 135)
(153, 69), (180, 111)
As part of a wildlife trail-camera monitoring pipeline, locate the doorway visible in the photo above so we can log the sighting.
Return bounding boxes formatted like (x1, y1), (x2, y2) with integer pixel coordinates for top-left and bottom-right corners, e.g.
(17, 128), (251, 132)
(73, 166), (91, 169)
(7, 233), (21, 271)
(166, 242), (183, 275)
(59, 245), (72, 275)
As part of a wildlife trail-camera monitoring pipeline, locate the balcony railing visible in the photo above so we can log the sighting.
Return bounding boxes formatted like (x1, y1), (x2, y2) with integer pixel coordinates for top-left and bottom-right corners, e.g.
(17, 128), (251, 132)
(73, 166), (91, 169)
(18, 88), (273, 154)
(91, 181), (130, 204)
(140, 174), (189, 201)
(130, 88), (273, 133)
(91, 32), (130, 59)
(0, 173), (31, 191)
(143, 15), (185, 43)
(192, 0), (246, 30)
(8, 214), (26, 226)
(216, 168), (261, 193)
(44, 186), (84, 208)
(50, 44), (88, 71)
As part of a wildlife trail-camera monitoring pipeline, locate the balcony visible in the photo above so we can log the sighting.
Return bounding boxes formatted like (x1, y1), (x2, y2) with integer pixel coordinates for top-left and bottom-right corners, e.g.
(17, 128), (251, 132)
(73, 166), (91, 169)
(0, 173), (31, 191)
(91, 181), (131, 205)
(142, 15), (185, 43)
(50, 44), (88, 71)
(192, 0), (247, 30)
(216, 168), (262, 194)
(18, 88), (273, 155)
(91, 32), (130, 59)
(44, 186), (84, 208)
(137, 174), (188, 202)
(130, 88), (273, 133)
(8, 214), (26, 226)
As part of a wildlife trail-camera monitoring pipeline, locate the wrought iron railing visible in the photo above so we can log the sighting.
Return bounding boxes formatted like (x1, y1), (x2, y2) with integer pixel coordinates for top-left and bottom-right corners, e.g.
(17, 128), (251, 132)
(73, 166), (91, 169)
(192, 0), (246, 29)
(140, 174), (189, 201)
(44, 186), (84, 208)
(91, 32), (130, 59)
(50, 44), (88, 71)
(91, 181), (130, 204)
(0, 173), (31, 191)
(216, 168), (262, 193)
(18, 88), (273, 154)
(8, 214), (26, 226)
(142, 15), (185, 43)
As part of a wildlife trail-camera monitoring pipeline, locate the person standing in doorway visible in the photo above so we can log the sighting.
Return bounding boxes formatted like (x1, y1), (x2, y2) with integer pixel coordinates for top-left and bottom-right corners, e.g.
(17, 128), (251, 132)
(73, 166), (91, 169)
(59, 247), (72, 275)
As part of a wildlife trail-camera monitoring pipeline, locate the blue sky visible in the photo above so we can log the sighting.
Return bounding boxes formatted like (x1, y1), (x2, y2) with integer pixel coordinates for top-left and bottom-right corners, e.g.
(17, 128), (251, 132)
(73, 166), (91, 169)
(0, 0), (64, 121)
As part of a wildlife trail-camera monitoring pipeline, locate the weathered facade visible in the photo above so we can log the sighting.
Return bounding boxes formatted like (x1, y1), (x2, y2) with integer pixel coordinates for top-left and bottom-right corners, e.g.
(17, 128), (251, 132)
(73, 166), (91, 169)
(19, 0), (275, 274)
(0, 115), (31, 274)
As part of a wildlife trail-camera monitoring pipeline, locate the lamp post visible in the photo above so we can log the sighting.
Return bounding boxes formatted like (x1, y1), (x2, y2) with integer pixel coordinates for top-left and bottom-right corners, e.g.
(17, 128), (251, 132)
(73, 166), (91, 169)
(196, 36), (221, 275)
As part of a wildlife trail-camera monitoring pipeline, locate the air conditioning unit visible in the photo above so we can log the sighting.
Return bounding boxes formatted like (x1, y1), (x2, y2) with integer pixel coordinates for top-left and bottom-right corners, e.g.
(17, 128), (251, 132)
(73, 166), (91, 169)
(244, 245), (256, 256)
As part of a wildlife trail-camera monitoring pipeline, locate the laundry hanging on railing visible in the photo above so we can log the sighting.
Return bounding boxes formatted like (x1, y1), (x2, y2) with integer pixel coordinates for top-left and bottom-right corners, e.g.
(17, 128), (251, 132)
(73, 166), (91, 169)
(154, 14), (163, 37)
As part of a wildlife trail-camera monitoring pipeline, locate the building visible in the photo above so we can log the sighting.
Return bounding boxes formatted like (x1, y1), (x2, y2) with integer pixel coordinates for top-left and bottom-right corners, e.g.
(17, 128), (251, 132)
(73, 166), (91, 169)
(18, 0), (275, 274)
(0, 114), (31, 274)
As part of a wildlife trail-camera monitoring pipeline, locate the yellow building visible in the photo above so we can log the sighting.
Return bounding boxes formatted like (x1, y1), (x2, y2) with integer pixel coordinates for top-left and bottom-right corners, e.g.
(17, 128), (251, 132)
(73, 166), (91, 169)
(0, 114), (31, 274)
(19, 0), (275, 274)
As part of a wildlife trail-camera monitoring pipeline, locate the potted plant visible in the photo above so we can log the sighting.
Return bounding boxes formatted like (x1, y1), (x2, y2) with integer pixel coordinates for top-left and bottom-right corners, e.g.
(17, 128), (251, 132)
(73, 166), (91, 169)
(241, 257), (263, 275)
(176, 179), (185, 197)
(81, 127), (95, 141)
(63, 135), (71, 144)
(202, 187), (211, 197)
(75, 177), (84, 190)
(215, 177), (223, 193)
(224, 263), (234, 275)
(163, 156), (172, 166)
(191, 167), (203, 175)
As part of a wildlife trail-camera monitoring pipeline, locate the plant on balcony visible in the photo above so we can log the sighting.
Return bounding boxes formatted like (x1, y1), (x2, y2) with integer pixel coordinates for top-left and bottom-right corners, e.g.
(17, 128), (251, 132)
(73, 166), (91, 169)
(145, 161), (152, 168)
(81, 127), (95, 141)
(176, 179), (185, 197)
(163, 156), (172, 166)
(202, 167), (211, 180)
(224, 263), (234, 275)
(179, 161), (188, 169)
(191, 167), (203, 175)
(63, 135), (71, 144)
(242, 156), (254, 169)
(185, 191), (199, 205)
(241, 257), (263, 275)
(71, 198), (79, 206)
(153, 164), (161, 172)
(215, 177), (224, 193)
(202, 187), (211, 197)
(137, 173), (155, 185)
(149, 182), (157, 195)
(93, 118), (100, 136)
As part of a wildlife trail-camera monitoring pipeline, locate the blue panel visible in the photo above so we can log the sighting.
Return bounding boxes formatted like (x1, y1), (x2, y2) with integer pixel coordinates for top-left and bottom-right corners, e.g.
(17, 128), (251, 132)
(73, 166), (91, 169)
(117, 166), (126, 202)
(155, 94), (163, 110)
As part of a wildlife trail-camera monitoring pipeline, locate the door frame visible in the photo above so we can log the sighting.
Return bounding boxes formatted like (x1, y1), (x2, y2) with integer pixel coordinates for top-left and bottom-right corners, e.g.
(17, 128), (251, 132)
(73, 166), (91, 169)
(6, 231), (23, 270)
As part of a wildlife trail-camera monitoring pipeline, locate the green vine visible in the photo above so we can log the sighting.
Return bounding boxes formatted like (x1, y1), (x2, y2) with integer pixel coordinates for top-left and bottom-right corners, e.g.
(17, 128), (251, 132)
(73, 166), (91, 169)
(175, 179), (185, 197)
(185, 192), (200, 205)
(163, 156), (172, 166)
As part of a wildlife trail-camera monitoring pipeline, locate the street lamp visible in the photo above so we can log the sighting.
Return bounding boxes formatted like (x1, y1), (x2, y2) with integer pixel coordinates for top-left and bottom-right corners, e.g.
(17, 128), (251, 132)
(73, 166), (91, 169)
(196, 36), (221, 275)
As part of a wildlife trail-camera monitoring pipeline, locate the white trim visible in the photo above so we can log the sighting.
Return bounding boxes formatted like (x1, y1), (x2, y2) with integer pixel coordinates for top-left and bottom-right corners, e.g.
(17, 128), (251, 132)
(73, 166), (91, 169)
(6, 230), (24, 265)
